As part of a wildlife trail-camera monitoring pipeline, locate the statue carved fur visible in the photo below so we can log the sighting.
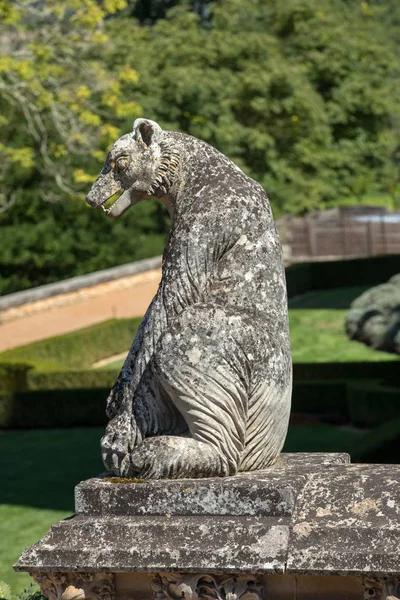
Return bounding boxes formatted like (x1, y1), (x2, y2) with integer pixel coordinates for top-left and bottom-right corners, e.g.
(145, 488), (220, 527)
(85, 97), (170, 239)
(86, 119), (292, 479)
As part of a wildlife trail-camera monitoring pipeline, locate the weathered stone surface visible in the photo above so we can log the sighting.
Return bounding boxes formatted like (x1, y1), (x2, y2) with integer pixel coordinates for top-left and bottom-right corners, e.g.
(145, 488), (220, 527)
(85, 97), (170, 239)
(15, 453), (400, 579)
(287, 464), (400, 576)
(85, 118), (292, 480)
(74, 454), (349, 518)
(15, 516), (289, 574)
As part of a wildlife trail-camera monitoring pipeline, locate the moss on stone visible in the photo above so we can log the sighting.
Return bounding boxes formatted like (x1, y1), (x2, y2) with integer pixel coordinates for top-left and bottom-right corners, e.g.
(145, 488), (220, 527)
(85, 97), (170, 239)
(102, 476), (149, 484)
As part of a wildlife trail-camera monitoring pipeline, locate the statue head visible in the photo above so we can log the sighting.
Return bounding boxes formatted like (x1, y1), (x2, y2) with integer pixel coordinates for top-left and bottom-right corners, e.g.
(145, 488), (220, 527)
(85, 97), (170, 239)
(86, 118), (177, 220)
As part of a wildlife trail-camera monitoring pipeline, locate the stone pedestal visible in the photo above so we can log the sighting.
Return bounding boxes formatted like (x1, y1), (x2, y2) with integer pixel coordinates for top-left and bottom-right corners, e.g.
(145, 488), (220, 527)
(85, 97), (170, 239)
(14, 453), (400, 600)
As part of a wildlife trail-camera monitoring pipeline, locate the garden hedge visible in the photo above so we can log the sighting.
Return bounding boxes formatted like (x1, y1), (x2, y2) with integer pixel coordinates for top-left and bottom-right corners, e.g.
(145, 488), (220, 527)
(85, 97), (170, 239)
(285, 254), (400, 298)
(347, 381), (400, 427)
(0, 376), (398, 429)
(0, 388), (109, 429)
(349, 417), (400, 464)
(309, 254), (400, 290)
(293, 361), (400, 381)
(28, 369), (118, 391)
(1, 254), (399, 429)
(292, 379), (400, 427)
(291, 380), (348, 418)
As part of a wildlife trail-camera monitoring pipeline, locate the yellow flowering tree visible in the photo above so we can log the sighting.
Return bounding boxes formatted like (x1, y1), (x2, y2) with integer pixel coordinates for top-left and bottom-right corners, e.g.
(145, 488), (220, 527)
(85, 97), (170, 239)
(0, 0), (141, 211)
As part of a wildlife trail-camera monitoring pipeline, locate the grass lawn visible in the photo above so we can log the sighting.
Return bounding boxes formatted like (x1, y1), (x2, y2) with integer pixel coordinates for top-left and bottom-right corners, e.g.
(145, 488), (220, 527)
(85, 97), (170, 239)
(0, 424), (364, 593)
(0, 428), (103, 593)
(288, 286), (398, 363)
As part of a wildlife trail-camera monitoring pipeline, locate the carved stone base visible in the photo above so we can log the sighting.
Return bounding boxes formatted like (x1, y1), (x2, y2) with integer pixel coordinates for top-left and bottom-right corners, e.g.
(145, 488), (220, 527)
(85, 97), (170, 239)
(25, 570), (400, 600)
(152, 574), (263, 600)
(13, 455), (400, 600)
(363, 578), (400, 600)
(30, 572), (114, 600)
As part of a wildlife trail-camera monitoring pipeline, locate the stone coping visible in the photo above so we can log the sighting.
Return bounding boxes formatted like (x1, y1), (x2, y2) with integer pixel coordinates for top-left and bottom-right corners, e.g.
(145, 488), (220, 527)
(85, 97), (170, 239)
(14, 453), (400, 578)
(0, 256), (162, 311)
(74, 453), (348, 518)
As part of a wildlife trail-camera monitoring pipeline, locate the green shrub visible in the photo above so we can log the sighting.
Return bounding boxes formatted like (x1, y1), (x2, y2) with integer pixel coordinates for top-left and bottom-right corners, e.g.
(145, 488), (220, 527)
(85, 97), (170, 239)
(28, 369), (119, 390)
(286, 255), (400, 299)
(0, 388), (109, 428)
(0, 363), (32, 392)
(1, 375), (398, 429)
(310, 255), (400, 290)
(347, 381), (400, 427)
(350, 417), (400, 464)
(293, 361), (399, 381)
(292, 380), (348, 416)
(285, 263), (311, 298)
(0, 581), (11, 600)
(1, 583), (46, 600)
(292, 377), (400, 427)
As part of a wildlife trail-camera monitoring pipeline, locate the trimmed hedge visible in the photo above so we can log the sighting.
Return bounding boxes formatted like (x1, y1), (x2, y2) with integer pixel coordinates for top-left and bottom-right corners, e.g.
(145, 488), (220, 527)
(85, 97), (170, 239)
(0, 362), (32, 391)
(0, 376), (397, 428)
(286, 254), (400, 298)
(4, 359), (398, 393)
(0, 388), (109, 428)
(293, 361), (399, 381)
(292, 380), (348, 417)
(1, 254), (399, 429)
(291, 378), (400, 427)
(347, 381), (400, 427)
(28, 369), (119, 391)
(350, 417), (400, 464)
(310, 254), (400, 290)
(285, 263), (311, 298)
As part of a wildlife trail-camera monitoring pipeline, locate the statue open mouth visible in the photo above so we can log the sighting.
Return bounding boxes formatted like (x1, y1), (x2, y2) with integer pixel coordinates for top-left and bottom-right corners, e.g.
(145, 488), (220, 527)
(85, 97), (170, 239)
(99, 189), (127, 215)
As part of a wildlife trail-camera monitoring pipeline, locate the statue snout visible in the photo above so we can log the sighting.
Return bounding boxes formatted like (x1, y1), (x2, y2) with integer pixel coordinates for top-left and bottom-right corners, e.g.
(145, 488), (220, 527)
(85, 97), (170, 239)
(86, 172), (121, 209)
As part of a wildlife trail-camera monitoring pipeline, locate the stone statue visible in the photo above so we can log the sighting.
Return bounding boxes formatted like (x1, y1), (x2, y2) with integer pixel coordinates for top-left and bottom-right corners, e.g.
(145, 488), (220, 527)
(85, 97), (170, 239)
(345, 274), (400, 355)
(86, 118), (292, 479)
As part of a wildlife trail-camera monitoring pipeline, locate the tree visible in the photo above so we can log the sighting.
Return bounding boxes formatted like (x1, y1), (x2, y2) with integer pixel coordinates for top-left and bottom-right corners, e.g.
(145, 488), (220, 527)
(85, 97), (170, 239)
(0, 0), (139, 212)
(0, 0), (170, 294)
(1, 0), (399, 294)
(128, 0), (211, 25)
(107, 0), (400, 215)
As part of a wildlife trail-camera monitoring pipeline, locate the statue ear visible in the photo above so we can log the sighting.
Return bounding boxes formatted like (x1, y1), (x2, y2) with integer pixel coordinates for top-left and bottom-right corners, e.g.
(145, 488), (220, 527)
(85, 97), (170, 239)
(132, 118), (162, 146)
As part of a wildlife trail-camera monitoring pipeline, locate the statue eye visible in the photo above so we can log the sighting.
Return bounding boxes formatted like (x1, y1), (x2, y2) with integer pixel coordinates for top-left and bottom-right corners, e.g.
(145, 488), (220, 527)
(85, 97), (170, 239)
(116, 157), (129, 170)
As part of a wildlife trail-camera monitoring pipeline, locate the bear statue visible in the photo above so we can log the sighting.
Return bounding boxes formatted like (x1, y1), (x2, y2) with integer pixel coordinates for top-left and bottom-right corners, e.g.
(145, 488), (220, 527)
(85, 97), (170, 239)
(86, 118), (292, 479)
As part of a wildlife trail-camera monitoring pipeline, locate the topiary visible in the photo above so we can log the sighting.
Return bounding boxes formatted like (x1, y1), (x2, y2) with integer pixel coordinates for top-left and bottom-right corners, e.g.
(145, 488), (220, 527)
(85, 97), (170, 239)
(345, 274), (400, 355)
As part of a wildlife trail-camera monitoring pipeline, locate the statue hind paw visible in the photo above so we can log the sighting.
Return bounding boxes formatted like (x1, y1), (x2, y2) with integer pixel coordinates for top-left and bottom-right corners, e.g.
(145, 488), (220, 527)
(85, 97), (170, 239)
(129, 436), (230, 479)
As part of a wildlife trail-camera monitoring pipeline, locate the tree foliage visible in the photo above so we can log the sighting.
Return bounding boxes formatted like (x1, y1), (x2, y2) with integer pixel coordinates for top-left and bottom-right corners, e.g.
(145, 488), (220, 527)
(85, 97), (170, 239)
(0, 0), (399, 294)
(0, 0), (138, 211)
(107, 0), (400, 214)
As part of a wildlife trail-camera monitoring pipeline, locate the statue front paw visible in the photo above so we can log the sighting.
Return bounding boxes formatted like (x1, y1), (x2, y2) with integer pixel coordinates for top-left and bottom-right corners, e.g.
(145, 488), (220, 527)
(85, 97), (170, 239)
(101, 414), (135, 476)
